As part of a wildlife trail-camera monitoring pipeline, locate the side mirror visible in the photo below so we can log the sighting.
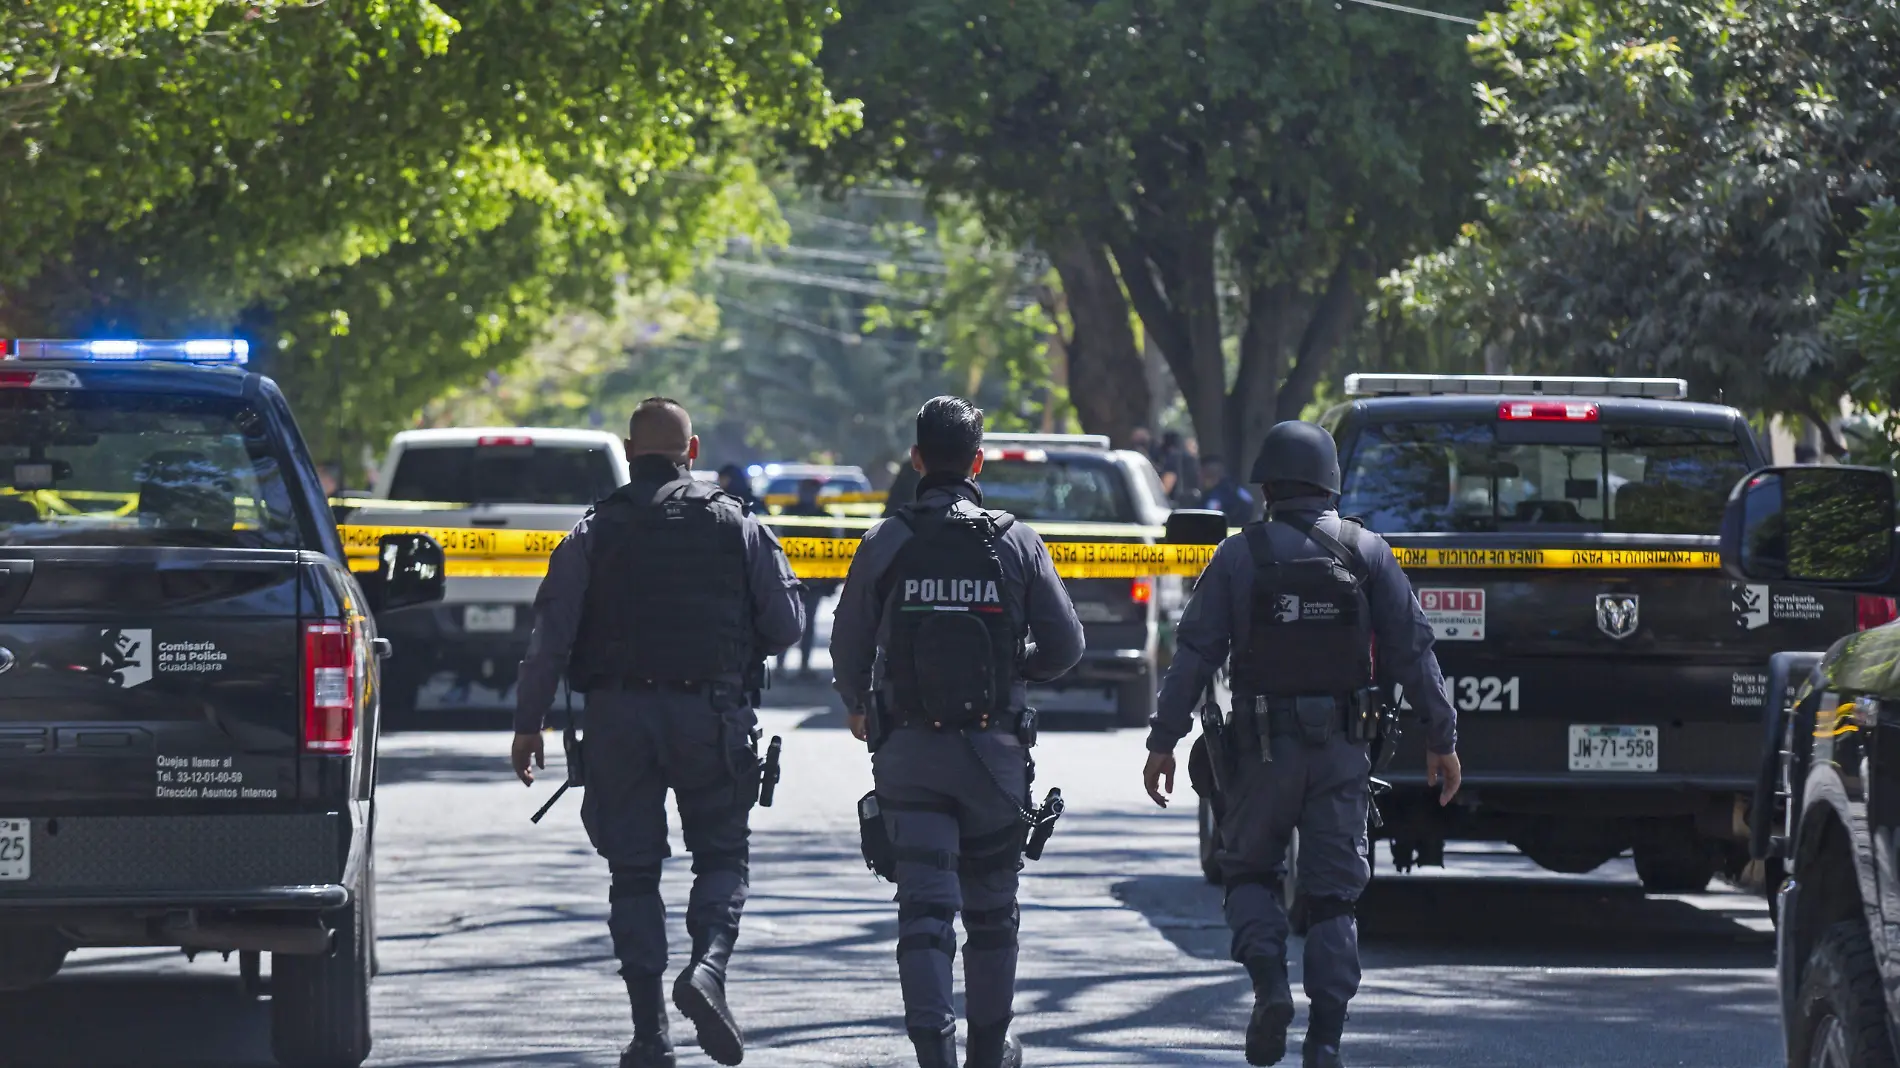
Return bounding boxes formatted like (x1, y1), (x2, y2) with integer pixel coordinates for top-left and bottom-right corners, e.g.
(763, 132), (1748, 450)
(366, 533), (446, 612)
(1720, 466), (1897, 588)
(1166, 509), (1229, 545)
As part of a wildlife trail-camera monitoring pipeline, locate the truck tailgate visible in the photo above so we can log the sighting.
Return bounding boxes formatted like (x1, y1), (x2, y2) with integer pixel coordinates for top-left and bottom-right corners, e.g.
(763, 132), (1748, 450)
(1382, 534), (1855, 783)
(0, 548), (303, 807)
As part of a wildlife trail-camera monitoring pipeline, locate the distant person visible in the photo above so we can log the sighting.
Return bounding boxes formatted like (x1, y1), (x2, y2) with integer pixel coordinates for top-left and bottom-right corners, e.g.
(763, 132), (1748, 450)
(778, 478), (837, 679)
(715, 463), (758, 514)
(1156, 430), (1200, 505)
(1130, 426), (1156, 460)
(512, 399), (804, 1068)
(1197, 456), (1257, 526)
(883, 457), (923, 518)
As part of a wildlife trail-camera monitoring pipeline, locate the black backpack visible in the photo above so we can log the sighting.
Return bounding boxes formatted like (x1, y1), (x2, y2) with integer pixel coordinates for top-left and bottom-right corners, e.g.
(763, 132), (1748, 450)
(1233, 515), (1374, 698)
(878, 502), (1022, 728)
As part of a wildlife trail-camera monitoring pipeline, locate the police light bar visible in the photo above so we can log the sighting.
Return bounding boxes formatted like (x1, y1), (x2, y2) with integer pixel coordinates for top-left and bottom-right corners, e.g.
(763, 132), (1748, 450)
(4, 338), (250, 365)
(1343, 373), (1686, 400)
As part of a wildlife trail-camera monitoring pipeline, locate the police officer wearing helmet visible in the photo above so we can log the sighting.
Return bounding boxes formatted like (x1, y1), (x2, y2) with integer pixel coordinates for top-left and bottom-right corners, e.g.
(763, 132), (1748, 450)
(512, 398), (805, 1068)
(831, 396), (1085, 1068)
(1141, 420), (1461, 1068)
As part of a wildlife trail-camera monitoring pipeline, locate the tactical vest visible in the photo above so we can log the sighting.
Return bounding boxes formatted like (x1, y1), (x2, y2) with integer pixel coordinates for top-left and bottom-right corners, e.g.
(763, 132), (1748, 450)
(1232, 515), (1374, 698)
(879, 501), (1022, 728)
(568, 477), (752, 688)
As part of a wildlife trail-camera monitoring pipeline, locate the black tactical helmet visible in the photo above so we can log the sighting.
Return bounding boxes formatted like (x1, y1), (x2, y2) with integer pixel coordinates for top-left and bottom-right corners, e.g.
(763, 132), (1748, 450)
(1249, 420), (1341, 494)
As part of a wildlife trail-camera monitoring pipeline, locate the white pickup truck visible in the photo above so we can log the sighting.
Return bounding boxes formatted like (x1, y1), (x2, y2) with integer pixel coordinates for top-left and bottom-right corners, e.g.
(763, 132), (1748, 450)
(351, 427), (630, 718)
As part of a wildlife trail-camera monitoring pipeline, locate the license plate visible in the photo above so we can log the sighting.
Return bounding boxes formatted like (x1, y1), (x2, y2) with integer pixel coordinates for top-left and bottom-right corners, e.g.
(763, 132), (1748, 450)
(463, 605), (517, 633)
(1568, 725), (1658, 772)
(0, 820), (27, 880)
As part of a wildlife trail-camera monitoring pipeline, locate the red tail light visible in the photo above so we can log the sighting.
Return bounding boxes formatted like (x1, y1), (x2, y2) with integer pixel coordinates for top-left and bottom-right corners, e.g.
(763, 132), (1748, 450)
(1130, 578), (1154, 605)
(1857, 596), (1898, 631)
(1498, 401), (1599, 422)
(477, 434), (533, 447)
(303, 621), (357, 754)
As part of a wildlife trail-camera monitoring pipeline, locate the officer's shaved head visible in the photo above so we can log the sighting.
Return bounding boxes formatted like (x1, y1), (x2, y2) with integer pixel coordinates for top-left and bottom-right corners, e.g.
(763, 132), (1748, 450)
(913, 395), (986, 476)
(628, 397), (696, 464)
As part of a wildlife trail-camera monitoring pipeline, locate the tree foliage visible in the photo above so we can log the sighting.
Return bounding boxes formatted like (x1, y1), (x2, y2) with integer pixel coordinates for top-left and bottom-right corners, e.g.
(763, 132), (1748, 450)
(0, 0), (847, 474)
(804, 0), (1483, 464)
(1397, 0), (1900, 419)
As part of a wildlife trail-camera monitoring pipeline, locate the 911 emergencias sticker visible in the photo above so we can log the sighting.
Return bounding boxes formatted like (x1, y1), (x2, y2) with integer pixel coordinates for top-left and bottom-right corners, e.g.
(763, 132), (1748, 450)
(1418, 588), (1485, 641)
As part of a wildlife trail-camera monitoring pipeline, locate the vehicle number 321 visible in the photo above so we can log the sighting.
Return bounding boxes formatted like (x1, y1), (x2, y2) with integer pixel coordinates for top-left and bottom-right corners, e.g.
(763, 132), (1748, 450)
(1393, 676), (1521, 713)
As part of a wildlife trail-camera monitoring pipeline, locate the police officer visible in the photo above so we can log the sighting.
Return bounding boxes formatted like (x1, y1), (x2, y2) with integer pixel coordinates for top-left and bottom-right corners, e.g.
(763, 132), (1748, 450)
(1140, 420), (1461, 1068)
(832, 396), (1085, 1068)
(512, 397), (806, 1068)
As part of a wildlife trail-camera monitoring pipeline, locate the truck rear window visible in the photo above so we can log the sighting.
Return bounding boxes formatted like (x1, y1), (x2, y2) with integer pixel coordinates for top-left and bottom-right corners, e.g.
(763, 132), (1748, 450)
(386, 444), (617, 505)
(981, 458), (1135, 523)
(1340, 421), (1750, 535)
(0, 391), (301, 548)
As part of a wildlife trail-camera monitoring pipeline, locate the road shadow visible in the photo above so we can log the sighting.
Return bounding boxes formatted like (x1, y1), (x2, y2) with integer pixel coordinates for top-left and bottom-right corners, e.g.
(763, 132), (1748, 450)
(1114, 870), (1773, 970)
(0, 971), (273, 1067)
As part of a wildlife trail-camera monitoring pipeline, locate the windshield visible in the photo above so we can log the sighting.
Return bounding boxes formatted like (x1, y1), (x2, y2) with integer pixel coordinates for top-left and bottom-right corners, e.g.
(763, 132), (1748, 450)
(979, 458), (1135, 523)
(386, 444), (618, 505)
(1340, 421), (1750, 535)
(0, 390), (301, 548)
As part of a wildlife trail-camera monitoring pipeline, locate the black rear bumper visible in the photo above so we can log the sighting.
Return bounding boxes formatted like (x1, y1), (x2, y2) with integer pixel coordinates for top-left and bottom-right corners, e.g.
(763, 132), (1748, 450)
(0, 884), (348, 912)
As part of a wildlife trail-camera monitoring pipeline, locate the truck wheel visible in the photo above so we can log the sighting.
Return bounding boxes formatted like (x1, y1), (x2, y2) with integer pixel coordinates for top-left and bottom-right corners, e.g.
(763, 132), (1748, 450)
(1198, 795), (1221, 885)
(1790, 921), (1898, 1068)
(272, 875), (372, 1068)
(1633, 843), (1717, 894)
(1117, 676), (1158, 729)
(0, 927), (69, 992)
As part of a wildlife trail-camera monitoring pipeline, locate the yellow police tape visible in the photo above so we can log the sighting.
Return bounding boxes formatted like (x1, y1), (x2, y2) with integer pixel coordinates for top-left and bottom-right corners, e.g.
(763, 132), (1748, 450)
(340, 522), (1723, 580)
(1389, 547), (1722, 570)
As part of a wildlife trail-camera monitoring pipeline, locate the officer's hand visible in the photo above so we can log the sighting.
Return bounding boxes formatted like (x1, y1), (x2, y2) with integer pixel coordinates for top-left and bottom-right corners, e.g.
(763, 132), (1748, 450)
(512, 732), (545, 787)
(848, 712), (868, 742)
(1143, 751), (1176, 808)
(1427, 750), (1462, 806)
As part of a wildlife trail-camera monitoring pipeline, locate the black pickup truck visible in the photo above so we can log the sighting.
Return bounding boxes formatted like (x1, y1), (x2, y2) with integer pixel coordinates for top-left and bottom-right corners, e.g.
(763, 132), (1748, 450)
(1723, 463), (1900, 1067)
(1201, 374), (1870, 896)
(0, 339), (442, 1068)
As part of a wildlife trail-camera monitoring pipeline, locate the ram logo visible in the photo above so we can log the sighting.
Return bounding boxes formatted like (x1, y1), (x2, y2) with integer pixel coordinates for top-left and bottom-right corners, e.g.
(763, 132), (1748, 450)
(1595, 594), (1640, 640)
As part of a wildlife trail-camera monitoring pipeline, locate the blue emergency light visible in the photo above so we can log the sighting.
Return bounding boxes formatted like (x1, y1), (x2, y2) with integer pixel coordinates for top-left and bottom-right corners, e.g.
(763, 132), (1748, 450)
(0, 338), (250, 365)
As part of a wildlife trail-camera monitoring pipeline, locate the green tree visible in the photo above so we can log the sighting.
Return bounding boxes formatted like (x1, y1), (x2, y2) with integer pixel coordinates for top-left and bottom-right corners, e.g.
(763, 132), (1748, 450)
(1827, 200), (1900, 469)
(1, 1), (846, 476)
(1395, 0), (1900, 429)
(804, 0), (1484, 464)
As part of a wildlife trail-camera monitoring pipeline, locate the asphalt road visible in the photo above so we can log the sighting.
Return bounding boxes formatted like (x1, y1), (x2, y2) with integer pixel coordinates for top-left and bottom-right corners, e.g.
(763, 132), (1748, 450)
(2, 688), (1781, 1068)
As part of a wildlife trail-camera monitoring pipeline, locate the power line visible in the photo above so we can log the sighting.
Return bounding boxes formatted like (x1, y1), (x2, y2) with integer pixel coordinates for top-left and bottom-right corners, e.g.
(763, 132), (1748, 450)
(1342, 0), (1479, 25)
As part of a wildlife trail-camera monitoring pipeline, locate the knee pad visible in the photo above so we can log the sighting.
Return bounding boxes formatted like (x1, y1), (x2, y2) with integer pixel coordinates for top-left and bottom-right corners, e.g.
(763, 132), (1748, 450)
(609, 864), (662, 901)
(1305, 895), (1356, 925)
(690, 848), (749, 880)
(899, 901), (957, 926)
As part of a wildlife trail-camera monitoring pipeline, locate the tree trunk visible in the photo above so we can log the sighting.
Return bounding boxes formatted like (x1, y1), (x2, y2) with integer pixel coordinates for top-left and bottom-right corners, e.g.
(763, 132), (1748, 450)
(1110, 225), (1227, 461)
(1047, 233), (1150, 447)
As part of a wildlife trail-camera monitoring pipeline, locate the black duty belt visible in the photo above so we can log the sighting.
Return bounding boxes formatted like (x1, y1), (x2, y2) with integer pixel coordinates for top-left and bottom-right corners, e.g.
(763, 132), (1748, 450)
(586, 678), (721, 695)
(891, 709), (1032, 734)
(1239, 695), (1349, 741)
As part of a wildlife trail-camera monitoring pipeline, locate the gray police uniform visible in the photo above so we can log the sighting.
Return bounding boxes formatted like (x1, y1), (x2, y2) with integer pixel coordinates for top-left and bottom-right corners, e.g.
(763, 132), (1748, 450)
(517, 454), (804, 1063)
(1151, 496), (1457, 1014)
(831, 476), (1084, 1062)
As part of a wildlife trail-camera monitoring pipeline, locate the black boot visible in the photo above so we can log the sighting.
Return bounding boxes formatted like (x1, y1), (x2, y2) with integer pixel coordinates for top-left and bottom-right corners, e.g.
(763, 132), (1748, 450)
(1243, 957), (1295, 1066)
(909, 1023), (958, 1068)
(965, 1017), (1023, 1068)
(1302, 1002), (1347, 1068)
(673, 927), (744, 1066)
(620, 974), (675, 1068)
